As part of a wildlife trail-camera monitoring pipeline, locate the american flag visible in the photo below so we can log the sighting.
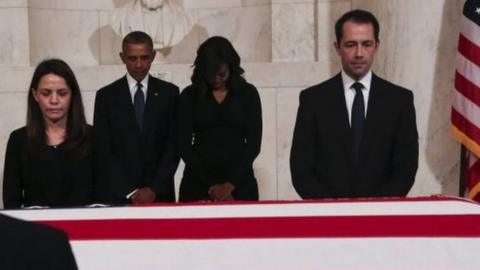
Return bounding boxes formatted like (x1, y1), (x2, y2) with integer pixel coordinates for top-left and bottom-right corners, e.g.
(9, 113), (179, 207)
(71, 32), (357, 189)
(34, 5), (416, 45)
(451, 0), (480, 201)
(4, 197), (480, 269)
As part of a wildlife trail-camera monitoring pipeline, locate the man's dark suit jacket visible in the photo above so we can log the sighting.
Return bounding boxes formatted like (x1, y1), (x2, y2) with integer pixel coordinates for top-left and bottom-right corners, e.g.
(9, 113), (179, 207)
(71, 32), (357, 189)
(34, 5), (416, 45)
(94, 75), (180, 204)
(290, 73), (418, 199)
(0, 213), (77, 269)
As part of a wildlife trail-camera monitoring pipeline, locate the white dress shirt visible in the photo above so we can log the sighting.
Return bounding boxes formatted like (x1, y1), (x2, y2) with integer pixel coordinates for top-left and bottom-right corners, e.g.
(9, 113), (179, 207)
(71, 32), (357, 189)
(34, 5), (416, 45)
(126, 73), (149, 104)
(341, 70), (372, 126)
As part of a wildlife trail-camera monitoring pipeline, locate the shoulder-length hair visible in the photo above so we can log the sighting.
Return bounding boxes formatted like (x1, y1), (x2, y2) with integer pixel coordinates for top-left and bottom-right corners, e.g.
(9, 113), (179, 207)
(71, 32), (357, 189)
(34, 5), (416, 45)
(27, 58), (89, 157)
(191, 36), (246, 94)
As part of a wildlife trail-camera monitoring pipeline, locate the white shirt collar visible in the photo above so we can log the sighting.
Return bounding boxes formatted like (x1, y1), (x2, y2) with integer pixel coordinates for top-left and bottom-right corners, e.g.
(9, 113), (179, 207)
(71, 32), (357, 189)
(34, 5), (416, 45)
(341, 70), (372, 124)
(126, 73), (149, 91)
(126, 73), (149, 103)
(341, 70), (372, 92)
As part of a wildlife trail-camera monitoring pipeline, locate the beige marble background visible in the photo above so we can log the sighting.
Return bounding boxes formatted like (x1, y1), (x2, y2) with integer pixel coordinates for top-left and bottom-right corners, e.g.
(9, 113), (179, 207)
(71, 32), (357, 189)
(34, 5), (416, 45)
(0, 0), (465, 205)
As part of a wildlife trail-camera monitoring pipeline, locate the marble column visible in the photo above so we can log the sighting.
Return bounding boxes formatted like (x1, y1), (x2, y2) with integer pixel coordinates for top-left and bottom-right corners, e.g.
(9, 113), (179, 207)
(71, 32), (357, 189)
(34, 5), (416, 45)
(352, 0), (465, 196)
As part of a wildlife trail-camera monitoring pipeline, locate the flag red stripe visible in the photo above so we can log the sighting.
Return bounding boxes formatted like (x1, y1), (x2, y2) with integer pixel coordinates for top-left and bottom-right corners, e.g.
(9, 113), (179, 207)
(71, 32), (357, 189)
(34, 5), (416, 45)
(468, 158), (480, 198)
(37, 215), (480, 240)
(458, 33), (480, 68)
(468, 161), (480, 187)
(452, 108), (480, 144)
(456, 71), (480, 107)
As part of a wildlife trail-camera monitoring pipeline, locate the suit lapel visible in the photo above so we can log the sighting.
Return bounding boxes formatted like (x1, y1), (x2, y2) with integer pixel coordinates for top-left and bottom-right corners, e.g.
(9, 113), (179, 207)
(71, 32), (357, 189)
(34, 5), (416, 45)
(142, 76), (160, 137)
(118, 77), (141, 135)
(359, 74), (384, 161)
(331, 74), (353, 159)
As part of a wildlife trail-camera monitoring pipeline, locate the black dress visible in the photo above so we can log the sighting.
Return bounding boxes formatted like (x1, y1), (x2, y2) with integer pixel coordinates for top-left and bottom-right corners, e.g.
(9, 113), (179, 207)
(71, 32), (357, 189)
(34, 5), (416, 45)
(3, 127), (94, 209)
(178, 82), (262, 201)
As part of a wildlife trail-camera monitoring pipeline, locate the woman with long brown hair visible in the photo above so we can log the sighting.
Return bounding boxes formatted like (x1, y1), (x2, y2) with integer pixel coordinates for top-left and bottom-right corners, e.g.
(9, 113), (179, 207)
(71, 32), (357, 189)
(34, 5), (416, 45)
(3, 59), (94, 208)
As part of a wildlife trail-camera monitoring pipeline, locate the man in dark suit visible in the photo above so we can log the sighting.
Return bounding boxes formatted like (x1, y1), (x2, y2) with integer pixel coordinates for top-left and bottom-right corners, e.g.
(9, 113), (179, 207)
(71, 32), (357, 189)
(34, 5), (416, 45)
(290, 9), (418, 199)
(94, 31), (179, 204)
(0, 213), (77, 269)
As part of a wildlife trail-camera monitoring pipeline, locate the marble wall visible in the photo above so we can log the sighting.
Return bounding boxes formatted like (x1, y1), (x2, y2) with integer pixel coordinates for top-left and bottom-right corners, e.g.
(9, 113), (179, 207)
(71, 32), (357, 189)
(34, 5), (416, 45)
(27, 0), (272, 65)
(0, 0), (29, 66)
(272, 0), (351, 63)
(0, 0), (466, 206)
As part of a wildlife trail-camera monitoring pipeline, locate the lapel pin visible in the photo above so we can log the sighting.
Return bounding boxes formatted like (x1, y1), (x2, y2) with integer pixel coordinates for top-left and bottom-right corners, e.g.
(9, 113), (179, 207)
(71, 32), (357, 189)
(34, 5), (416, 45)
(154, 92), (159, 96)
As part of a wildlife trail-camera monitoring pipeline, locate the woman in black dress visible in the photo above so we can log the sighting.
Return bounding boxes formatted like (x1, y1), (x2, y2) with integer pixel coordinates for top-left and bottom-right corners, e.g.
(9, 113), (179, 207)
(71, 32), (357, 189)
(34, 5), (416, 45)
(3, 59), (94, 209)
(178, 36), (262, 202)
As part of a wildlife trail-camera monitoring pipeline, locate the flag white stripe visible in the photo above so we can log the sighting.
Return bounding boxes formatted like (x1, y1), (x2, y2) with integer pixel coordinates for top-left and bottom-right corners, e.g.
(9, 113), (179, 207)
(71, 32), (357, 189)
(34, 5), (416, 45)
(72, 239), (480, 270)
(461, 15), (480, 48)
(456, 52), (480, 88)
(452, 89), (480, 128)
(3, 199), (480, 221)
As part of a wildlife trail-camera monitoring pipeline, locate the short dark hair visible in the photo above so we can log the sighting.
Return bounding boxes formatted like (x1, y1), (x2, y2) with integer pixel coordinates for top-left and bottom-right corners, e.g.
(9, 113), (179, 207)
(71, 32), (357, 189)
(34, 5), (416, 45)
(335, 9), (380, 43)
(191, 36), (245, 93)
(122, 31), (154, 51)
(27, 59), (89, 158)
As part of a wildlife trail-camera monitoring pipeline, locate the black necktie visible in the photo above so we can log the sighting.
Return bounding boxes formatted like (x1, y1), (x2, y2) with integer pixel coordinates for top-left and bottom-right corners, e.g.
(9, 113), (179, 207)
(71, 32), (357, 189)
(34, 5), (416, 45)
(134, 82), (145, 130)
(351, 82), (365, 163)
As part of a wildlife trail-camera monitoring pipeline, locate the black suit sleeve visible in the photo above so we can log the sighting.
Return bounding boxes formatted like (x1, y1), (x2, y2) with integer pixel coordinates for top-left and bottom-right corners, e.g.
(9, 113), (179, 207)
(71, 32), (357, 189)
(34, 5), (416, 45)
(93, 91), (135, 203)
(0, 214), (78, 270)
(290, 90), (333, 199)
(230, 85), (262, 187)
(151, 86), (180, 200)
(42, 228), (78, 270)
(177, 87), (214, 186)
(376, 91), (418, 196)
(2, 132), (24, 209)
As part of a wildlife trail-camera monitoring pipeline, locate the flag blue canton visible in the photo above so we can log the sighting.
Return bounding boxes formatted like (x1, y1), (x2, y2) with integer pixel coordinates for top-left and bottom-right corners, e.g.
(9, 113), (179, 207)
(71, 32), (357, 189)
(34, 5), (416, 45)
(464, 0), (480, 26)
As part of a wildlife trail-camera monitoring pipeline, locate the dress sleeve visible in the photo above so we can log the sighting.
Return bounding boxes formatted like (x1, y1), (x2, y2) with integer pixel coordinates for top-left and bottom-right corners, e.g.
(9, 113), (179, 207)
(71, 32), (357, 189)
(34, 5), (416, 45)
(230, 84), (262, 187)
(3, 131), (24, 209)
